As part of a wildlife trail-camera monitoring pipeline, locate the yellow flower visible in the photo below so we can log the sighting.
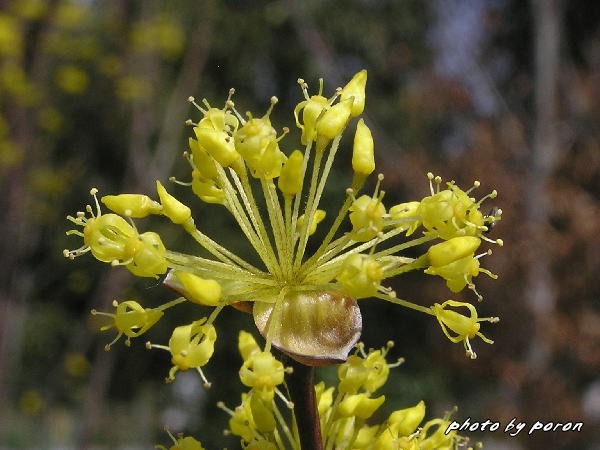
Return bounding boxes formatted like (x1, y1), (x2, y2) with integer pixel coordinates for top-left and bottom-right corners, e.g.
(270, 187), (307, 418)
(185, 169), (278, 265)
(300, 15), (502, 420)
(431, 300), (499, 359)
(91, 300), (163, 350)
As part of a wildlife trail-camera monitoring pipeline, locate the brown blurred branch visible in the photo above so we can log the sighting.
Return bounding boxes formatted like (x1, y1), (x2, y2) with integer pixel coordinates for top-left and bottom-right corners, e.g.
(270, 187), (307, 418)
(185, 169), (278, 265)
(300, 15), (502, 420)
(77, 2), (216, 446)
(150, 0), (216, 185)
(525, 0), (562, 372)
(0, 0), (61, 432)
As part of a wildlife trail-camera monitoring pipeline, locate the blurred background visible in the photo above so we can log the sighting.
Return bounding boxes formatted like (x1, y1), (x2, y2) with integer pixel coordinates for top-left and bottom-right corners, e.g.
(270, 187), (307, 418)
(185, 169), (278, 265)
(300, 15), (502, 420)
(0, 0), (599, 448)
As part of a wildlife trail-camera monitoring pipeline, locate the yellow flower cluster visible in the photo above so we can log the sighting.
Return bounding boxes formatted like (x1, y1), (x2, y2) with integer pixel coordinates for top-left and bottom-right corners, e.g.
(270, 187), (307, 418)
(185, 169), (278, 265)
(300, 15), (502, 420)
(65, 69), (504, 383)
(216, 337), (479, 450)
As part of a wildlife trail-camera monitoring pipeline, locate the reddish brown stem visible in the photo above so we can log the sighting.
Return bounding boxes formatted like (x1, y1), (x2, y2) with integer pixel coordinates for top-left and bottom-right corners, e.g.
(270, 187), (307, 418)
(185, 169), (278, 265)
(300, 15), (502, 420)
(286, 359), (323, 450)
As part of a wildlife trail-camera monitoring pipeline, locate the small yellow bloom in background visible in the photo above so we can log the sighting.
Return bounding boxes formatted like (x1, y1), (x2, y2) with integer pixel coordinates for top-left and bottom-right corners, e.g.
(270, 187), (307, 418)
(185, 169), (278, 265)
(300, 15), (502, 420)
(55, 65), (89, 94)
(64, 352), (91, 378)
(19, 390), (44, 417)
(0, 13), (23, 56)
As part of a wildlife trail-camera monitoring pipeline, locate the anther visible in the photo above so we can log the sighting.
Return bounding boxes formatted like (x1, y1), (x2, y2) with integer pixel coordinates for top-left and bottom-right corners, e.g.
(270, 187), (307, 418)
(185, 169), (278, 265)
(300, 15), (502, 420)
(112, 300), (119, 307)
(145, 341), (152, 349)
(185, 119), (193, 126)
(90, 188), (98, 195)
(496, 239), (504, 246)
(187, 96), (195, 103)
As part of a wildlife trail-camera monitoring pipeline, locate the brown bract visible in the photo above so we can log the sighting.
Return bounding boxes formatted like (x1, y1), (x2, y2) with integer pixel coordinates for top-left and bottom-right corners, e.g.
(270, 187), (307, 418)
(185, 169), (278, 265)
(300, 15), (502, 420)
(253, 291), (362, 366)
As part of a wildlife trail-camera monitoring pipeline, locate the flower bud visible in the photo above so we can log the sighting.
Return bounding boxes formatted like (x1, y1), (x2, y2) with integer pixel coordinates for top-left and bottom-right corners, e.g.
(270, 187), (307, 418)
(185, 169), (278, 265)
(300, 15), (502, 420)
(348, 195), (386, 242)
(316, 97), (353, 150)
(338, 355), (369, 393)
(337, 393), (385, 419)
(125, 231), (168, 278)
(388, 400), (426, 436)
(389, 202), (421, 235)
(101, 194), (162, 218)
(156, 180), (192, 225)
(238, 331), (261, 361)
(191, 174), (225, 204)
(336, 253), (383, 299)
(341, 69), (367, 117)
(297, 209), (326, 236)
(352, 119), (375, 176)
(174, 271), (222, 306)
(278, 150), (304, 196)
(315, 381), (335, 416)
(427, 237), (481, 267)
(363, 349), (390, 392)
(193, 127), (239, 167)
(189, 138), (218, 180)
(250, 394), (276, 433)
(294, 95), (328, 145)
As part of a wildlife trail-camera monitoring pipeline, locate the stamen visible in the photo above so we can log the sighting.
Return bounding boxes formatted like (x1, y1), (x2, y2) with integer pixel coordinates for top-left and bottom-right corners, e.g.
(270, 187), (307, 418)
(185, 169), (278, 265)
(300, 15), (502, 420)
(163, 425), (178, 445)
(388, 357), (405, 369)
(224, 88), (235, 109)
(264, 96), (278, 118)
(276, 127), (289, 142)
(275, 387), (294, 408)
(104, 331), (123, 351)
(372, 173), (384, 199)
(188, 96), (207, 114)
(464, 338), (477, 359)
(427, 172), (435, 195)
(465, 180), (481, 195)
(90, 188), (101, 218)
(434, 176), (442, 193)
(476, 190), (498, 206)
(169, 176), (192, 186)
(196, 367), (211, 388)
(297, 78), (310, 100)
(475, 249), (492, 260)
(216, 401), (235, 416)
